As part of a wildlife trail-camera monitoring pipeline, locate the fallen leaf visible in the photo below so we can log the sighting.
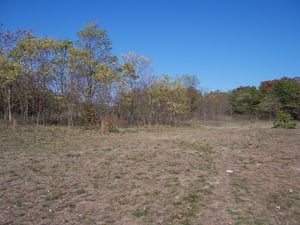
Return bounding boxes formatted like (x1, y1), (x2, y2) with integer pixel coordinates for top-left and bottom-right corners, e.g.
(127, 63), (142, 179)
(177, 213), (184, 220)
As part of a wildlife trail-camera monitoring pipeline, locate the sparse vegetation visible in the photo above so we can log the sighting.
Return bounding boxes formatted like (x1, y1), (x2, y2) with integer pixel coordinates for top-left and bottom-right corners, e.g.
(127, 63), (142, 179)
(0, 121), (299, 224)
(133, 210), (151, 218)
(106, 184), (116, 190)
(76, 188), (86, 195)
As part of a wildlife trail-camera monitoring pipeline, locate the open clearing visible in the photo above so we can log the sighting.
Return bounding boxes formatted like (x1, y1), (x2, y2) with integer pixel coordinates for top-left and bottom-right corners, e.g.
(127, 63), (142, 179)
(1, 121), (300, 225)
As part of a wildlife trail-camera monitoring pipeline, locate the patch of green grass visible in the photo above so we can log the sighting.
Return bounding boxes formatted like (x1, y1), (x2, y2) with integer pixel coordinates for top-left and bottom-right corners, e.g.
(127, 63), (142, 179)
(200, 185), (214, 195)
(52, 164), (58, 169)
(179, 141), (214, 153)
(182, 122), (193, 127)
(255, 222), (268, 225)
(133, 210), (151, 218)
(45, 191), (64, 201)
(134, 172), (149, 180)
(231, 178), (251, 202)
(76, 188), (86, 195)
(196, 176), (206, 184)
(185, 204), (198, 217)
(168, 169), (180, 175)
(235, 219), (267, 225)
(91, 175), (102, 188)
(184, 193), (200, 203)
(195, 144), (214, 153)
(173, 201), (182, 206)
(120, 128), (138, 134)
(115, 175), (121, 179)
(268, 190), (297, 210)
(15, 199), (22, 207)
(107, 184), (116, 190)
(152, 190), (160, 196)
(228, 209), (240, 215)
(168, 187), (178, 194)
(126, 154), (146, 162)
(68, 203), (76, 209)
(66, 153), (81, 157)
(181, 218), (192, 225)
(27, 165), (41, 173)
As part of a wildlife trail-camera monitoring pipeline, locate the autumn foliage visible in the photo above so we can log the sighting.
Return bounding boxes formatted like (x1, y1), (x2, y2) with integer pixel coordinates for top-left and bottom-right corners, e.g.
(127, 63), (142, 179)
(1, 23), (300, 128)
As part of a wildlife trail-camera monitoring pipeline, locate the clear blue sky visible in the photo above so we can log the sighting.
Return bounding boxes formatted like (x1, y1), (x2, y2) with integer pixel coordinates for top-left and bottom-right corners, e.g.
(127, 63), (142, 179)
(1, 0), (300, 91)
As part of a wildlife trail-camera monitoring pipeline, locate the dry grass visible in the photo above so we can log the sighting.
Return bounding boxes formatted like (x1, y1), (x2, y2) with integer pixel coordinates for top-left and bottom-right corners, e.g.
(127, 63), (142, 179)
(0, 121), (300, 225)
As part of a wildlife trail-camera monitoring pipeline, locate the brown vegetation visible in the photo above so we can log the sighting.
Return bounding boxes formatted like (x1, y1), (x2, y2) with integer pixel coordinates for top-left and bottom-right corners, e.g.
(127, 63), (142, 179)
(1, 120), (299, 224)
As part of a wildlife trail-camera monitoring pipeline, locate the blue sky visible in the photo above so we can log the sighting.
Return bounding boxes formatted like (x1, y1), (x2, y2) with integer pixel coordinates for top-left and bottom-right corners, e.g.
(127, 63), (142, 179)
(1, 0), (300, 91)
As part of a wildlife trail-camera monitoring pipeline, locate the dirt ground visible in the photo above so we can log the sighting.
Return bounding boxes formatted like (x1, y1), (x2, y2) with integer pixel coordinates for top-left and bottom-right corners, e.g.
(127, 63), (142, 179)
(0, 120), (300, 225)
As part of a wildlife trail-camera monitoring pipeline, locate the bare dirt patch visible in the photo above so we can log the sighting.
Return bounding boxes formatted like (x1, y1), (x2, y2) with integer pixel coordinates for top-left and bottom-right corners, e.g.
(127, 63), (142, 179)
(1, 121), (299, 225)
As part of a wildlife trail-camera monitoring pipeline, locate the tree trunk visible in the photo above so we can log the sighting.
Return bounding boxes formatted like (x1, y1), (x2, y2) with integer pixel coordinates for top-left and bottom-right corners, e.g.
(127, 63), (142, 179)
(68, 102), (74, 127)
(7, 88), (12, 122)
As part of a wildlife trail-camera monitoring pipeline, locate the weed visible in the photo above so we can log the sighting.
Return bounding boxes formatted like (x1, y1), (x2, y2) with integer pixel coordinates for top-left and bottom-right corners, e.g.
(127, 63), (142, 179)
(168, 169), (180, 175)
(168, 187), (177, 194)
(152, 190), (160, 196)
(27, 165), (41, 173)
(185, 204), (197, 217)
(173, 201), (182, 206)
(196, 176), (206, 184)
(68, 203), (76, 209)
(15, 199), (22, 207)
(255, 222), (268, 225)
(268, 191), (297, 210)
(45, 191), (64, 201)
(91, 175), (101, 188)
(228, 209), (240, 215)
(179, 141), (214, 153)
(52, 164), (58, 169)
(133, 210), (151, 218)
(184, 193), (200, 203)
(120, 128), (138, 134)
(181, 218), (192, 225)
(76, 188), (86, 195)
(66, 153), (80, 157)
(200, 185), (213, 195)
(107, 184), (116, 190)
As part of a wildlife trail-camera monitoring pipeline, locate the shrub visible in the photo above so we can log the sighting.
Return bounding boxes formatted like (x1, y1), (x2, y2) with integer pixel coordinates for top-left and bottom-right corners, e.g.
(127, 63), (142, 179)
(273, 112), (297, 129)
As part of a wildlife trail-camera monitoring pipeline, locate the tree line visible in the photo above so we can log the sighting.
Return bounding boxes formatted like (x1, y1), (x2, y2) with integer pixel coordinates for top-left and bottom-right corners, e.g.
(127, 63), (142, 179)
(1, 22), (300, 127)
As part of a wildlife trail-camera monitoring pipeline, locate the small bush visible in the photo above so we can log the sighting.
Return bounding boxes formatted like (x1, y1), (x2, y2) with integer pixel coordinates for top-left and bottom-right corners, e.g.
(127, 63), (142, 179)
(273, 112), (297, 129)
(119, 127), (138, 133)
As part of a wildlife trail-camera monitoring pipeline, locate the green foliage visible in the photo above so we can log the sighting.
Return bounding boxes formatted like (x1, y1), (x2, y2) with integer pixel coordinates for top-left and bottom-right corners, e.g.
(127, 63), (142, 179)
(257, 95), (281, 120)
(230, 86), (262, 115)
(80, 104), (98, 125)
(74, 21), (117, 107)
(2, 24), (300, 127)
(0, 54), (22, 87)
(271, 78), (300, 118)
(273, 112), (297, 129)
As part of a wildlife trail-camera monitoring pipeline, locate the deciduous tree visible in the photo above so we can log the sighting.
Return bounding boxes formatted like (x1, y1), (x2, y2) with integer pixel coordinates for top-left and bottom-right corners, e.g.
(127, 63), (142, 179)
(230, 86), (262, 116)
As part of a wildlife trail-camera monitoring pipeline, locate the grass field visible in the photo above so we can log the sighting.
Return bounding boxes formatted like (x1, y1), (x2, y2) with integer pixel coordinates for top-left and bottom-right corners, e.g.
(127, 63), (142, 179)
(1, 121), (300, 225)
